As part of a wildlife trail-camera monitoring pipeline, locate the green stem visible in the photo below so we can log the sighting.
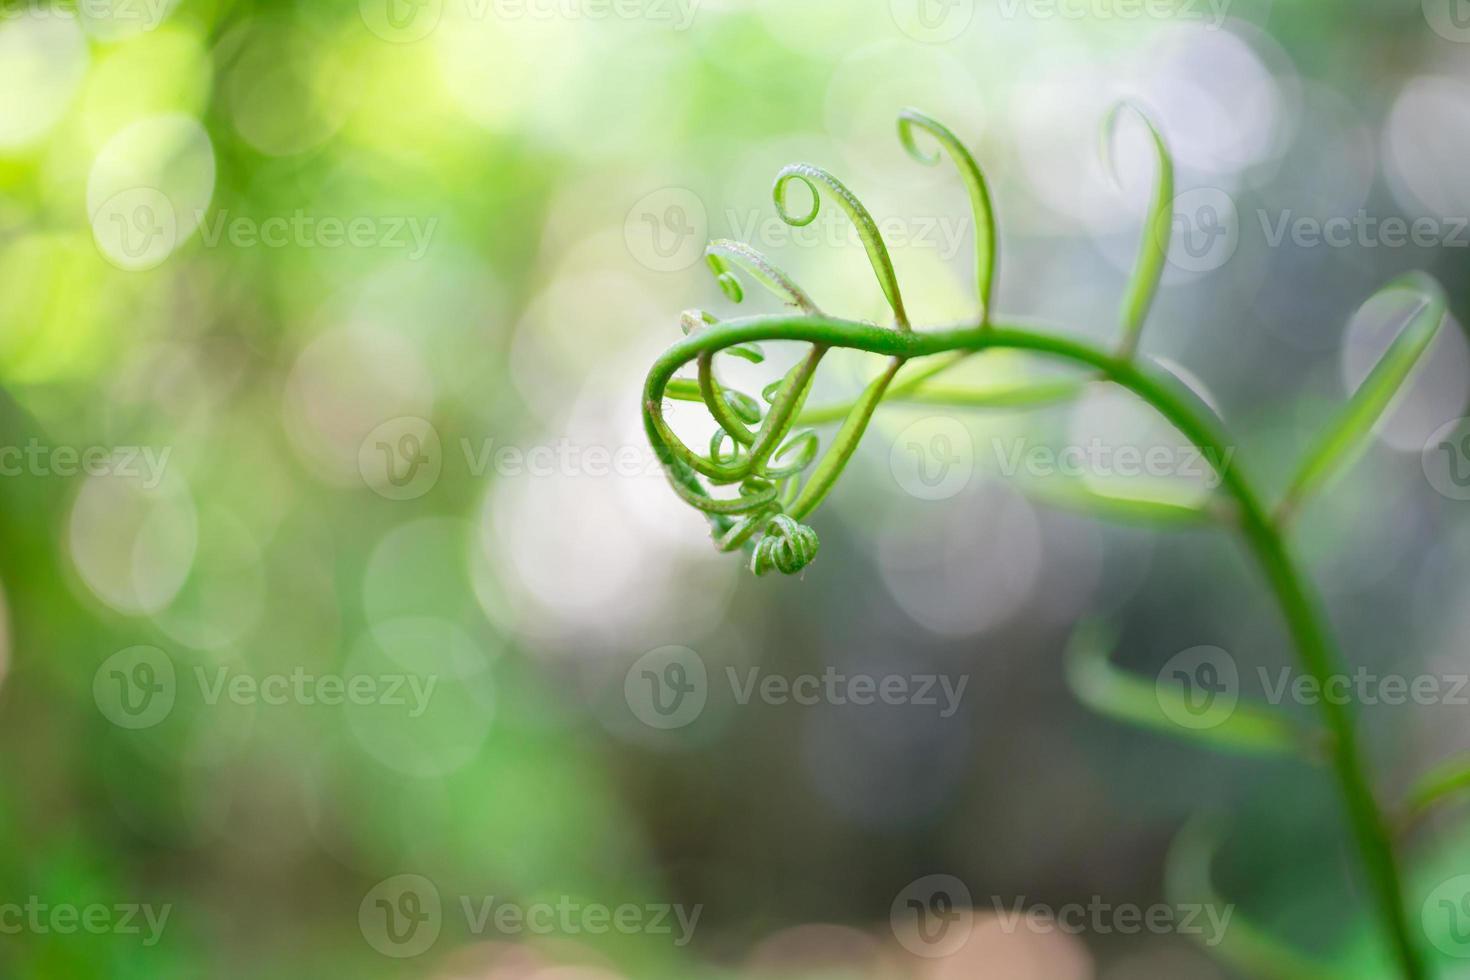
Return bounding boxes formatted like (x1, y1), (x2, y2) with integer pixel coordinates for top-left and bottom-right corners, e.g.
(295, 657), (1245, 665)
(643, 314), (1425, 978)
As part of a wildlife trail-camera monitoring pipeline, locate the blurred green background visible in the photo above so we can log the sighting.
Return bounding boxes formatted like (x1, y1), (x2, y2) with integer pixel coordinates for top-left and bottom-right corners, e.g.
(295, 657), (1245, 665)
(3, 0), (1470, 976)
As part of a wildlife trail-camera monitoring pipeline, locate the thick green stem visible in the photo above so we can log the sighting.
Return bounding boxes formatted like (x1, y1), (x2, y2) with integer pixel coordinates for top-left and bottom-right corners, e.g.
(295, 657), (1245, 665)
(644, 314), (1425, 978)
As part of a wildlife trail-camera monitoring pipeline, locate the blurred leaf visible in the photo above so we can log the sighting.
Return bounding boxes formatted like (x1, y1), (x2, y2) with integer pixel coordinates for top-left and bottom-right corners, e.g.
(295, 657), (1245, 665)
(1166, 816), (1341, 980)
(1103, 103), (1174, 360)
(1065, 622), (1315, 759)
(1399, 752), (1470, 836)
(1023, 479), (1224, 527)
(1280, 273), (1450, 521)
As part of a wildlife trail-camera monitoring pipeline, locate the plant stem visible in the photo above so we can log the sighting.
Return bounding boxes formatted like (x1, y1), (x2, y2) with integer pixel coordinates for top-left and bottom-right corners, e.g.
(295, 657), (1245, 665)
(645, 315), (1426, 977)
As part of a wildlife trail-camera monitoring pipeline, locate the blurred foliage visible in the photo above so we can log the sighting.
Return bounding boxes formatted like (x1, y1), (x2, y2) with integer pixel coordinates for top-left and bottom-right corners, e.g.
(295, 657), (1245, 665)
(1, 0), (1469, 977)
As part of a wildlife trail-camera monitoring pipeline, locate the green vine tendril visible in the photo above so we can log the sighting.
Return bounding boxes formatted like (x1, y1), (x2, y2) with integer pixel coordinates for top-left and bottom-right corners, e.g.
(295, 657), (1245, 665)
(640, 105), (1460, 979)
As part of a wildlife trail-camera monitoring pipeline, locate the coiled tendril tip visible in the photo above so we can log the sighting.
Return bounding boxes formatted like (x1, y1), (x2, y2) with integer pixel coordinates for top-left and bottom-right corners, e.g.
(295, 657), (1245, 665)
(751, 515), (820, 577)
